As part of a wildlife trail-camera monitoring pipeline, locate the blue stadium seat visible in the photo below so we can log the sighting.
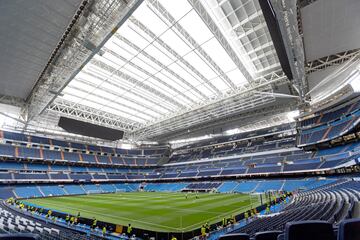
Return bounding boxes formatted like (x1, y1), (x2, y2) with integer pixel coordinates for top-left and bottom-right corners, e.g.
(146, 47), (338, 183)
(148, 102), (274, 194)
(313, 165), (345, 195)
(3, 131), (28, 142)
(0, 144), (15, 157)
(254, 231), (282, 240)
(284, 221), (335, 240)
(219, 233), (249, 240)
(337, 218), (360, 240)
(0, 186), (15, 199)
(30, 136), (50, 145)
(40, 185), (66, 196)
(63, 185), (85, 195)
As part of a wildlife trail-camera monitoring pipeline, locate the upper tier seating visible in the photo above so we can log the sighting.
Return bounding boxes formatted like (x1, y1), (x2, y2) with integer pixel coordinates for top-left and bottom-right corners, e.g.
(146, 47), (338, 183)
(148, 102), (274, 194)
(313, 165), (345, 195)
(155, 139), (359, 179)
(0, 143), (161, 167)
(300, 100), (360, 128)
(176, 123), (293, 150)
(298, 100), (360, 146)
(0, 130), (166, 163)
(169, 137), (298, 164)
(299, 113), (360, 146)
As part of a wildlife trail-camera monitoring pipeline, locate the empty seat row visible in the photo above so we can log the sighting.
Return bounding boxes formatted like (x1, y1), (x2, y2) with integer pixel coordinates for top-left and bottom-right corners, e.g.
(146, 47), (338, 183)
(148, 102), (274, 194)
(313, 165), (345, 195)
(220, 219), (360, 240)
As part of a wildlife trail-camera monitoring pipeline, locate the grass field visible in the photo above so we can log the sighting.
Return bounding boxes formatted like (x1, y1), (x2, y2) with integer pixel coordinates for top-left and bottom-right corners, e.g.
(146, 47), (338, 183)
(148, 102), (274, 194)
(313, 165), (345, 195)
(26, 192), (261, 232)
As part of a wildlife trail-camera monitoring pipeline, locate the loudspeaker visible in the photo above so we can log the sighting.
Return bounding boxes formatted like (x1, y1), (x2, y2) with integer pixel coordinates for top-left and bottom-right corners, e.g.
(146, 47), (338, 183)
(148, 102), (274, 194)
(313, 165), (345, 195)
(58, 117), (124, 141)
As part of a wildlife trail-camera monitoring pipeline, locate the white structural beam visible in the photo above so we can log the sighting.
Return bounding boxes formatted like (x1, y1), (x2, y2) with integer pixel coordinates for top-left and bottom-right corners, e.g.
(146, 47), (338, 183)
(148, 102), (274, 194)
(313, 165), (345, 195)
(246, 42), (274, 56)
(250, 49), (277, 61)
(231, 11), (263, 32)
(235, 22), (267, 40)
(48, 99), (141, 132)
(306, 49), (360, 74)
(132, 88), (276, 139)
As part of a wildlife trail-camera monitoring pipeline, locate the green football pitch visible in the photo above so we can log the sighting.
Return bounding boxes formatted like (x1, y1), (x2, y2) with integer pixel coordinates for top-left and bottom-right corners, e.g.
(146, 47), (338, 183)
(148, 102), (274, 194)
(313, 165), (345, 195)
(26, 192), (261, 232)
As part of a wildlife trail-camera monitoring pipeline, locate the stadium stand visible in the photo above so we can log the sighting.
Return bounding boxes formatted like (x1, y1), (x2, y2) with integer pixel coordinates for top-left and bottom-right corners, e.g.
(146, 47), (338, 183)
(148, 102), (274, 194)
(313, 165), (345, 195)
(298, 98), (360, 146)
(2, 127), (359, 183)
(223, 179), (360, 238)
(0, 178), (337, 201)
(0, 202), (104, 239)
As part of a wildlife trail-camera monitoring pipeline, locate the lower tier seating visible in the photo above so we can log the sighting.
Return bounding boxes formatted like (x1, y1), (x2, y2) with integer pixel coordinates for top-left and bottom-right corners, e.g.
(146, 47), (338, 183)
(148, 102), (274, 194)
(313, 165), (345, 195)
(0, 203), (103, 239)
(224, 179), (360, 238)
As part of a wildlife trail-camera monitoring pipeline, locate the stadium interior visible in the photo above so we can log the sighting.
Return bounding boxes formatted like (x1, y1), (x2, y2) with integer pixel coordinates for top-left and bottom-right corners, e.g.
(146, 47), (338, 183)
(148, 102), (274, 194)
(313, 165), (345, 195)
(0, 0), (360, 239)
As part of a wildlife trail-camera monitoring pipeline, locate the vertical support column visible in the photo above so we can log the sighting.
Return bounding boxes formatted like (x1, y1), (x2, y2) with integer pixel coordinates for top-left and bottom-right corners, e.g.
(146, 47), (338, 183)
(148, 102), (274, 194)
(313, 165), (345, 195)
(94, 155), (99, 164)
(39, 147), (44, 159)
(15, 146), (19, 158)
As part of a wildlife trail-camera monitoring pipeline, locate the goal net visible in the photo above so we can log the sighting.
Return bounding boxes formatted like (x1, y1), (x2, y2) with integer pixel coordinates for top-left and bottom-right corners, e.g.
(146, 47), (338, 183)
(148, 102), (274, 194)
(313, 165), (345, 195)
(86, 190), (102, 195)
(115, 188), (127, 193)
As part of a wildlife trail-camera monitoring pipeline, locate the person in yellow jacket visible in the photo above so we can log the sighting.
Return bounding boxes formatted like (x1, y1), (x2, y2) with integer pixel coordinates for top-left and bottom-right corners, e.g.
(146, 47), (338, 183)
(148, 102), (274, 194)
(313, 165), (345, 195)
(244, 211), (249, 222)
(171, 235), (177, 240)
(102, 226), (106, 236)
(127, 223), (132, 236)
(70, 216), (75, 225)
(201, 225), (206, 239)
(91, 217), (97, 231)
(222, 217), (226, 227)
(205, 222), (210, 233)
(46, 210), (52, 218)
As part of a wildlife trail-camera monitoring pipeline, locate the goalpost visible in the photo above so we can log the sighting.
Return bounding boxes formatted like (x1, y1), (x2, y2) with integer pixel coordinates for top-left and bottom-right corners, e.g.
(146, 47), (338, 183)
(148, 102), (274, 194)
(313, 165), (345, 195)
(86, 190), (102, 195)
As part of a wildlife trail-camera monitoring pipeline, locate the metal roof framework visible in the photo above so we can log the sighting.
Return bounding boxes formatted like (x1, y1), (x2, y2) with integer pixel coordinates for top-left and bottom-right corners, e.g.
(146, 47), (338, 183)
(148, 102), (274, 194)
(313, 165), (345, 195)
(25, 0), (294, 140)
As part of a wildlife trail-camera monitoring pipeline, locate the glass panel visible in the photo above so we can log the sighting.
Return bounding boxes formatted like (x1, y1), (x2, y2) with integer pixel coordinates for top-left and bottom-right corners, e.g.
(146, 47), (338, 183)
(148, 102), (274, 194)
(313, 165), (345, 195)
(209, 77), (231, 92)
(178, 11), (213, 44)
(132, 3), (169, 36)
(144, 44), (173, 66)
(227, 68), (247, 86)
(201, 38), (237, 72)
(158, 0), (192, 21)
(160, 29), (192, 56)
(182, 51), (217, 79)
